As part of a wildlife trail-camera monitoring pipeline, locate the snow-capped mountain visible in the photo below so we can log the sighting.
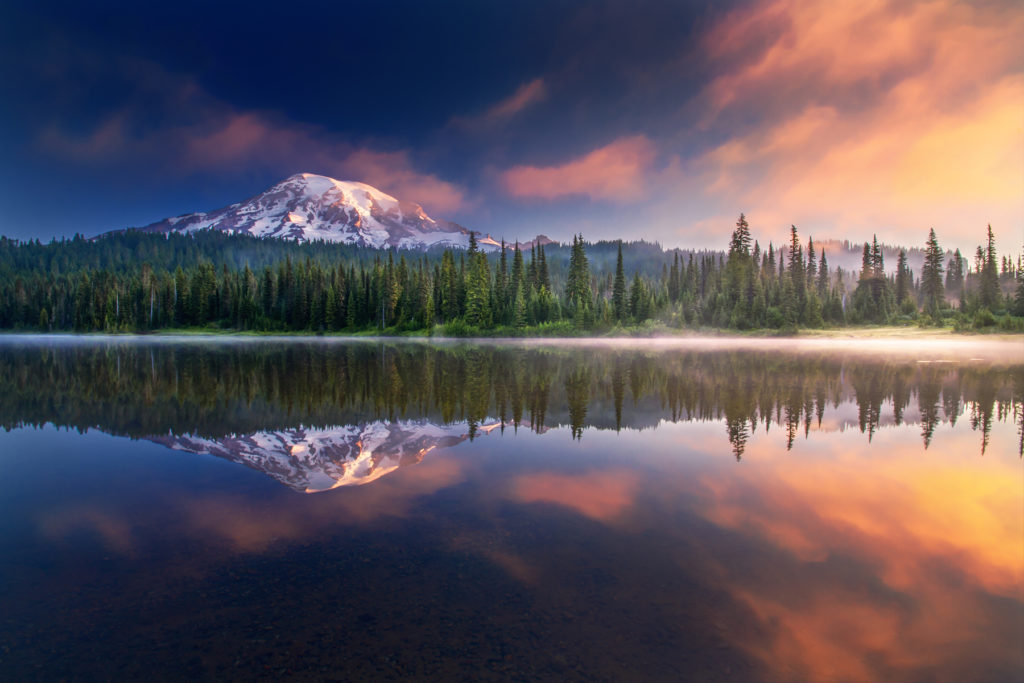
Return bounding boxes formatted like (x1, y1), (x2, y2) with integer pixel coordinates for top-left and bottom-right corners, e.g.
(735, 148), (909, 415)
(127, 173), (538, 251)
(150, 419), (500, 493)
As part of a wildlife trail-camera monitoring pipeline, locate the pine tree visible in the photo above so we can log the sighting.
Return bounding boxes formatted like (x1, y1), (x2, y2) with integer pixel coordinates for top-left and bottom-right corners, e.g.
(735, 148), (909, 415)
(945, 248), (964, 296)
(852, 240), (890, 323)
(1013, 267), (1024, 317)
(512, 281), (527, 329)
(565, 234), (592, 315)
(629, 272), (646, 322)
(511, 243), (524, 297)
(726, 214), (753, 312)
(537, 243), (550, 291)
(465, 252), (491, 327)
(979, 224), (1000, 310)
(668, 251), (681, 304)
(729, 213), (751, 255)
(894, 249), (911, 306)
(439, 250), (459, 321)
(817, 251), (829, 296)
(806, 237), (817, 284)
(920, 228), (945, 315)
(612, 241), (627, 322)
(787, 226), (805, 318)
(527, 245), (538, 289)
(496, 239), (509, 323)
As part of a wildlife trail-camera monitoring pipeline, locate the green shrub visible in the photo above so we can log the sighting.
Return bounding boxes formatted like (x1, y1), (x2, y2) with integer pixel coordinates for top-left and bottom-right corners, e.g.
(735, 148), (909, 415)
(997, 315), (1024, 332)
(973, 309), (997, 329)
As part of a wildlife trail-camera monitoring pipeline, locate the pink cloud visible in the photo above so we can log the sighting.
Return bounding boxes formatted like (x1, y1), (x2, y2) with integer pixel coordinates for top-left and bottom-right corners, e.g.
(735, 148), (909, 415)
(485, 78), (547, 120)
(689, 0), (1024, 249)
(501, 135), (658, 201)
(37, 62), (469, 216)
(450, 78), (547, 130)
(335, 148), (468, 215)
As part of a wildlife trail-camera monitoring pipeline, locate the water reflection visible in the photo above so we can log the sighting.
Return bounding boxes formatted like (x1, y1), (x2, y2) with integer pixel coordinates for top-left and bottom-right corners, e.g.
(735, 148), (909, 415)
(0, 338), (1019, 476)
(0, 337), (1021, 681)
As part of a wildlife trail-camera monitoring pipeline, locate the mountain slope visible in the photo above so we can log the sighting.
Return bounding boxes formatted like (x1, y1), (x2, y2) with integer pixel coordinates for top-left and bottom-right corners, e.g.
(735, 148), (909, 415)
(130, 173), (506, 250)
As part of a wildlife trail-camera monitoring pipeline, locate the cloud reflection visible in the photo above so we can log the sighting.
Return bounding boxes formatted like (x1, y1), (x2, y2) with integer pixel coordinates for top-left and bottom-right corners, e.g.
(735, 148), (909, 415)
(685, 424), (1023, 681)
(39, 454), (466, 555)
(509, 469), (641, 521)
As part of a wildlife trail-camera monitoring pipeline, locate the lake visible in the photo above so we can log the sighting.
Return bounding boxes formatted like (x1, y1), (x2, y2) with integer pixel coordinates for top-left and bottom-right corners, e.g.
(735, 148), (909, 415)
(0, 336), (1021, 681)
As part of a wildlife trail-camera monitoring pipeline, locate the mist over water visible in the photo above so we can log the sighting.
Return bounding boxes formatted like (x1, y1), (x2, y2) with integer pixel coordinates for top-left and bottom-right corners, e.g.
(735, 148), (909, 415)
(0, 337), (1020, 680)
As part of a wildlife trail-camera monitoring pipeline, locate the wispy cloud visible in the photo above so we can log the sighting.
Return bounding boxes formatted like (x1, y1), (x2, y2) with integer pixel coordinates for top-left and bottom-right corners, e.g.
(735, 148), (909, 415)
(500, 135), (659, 201)
(450, 77), (547, 130)
(485, 78), (547, 120)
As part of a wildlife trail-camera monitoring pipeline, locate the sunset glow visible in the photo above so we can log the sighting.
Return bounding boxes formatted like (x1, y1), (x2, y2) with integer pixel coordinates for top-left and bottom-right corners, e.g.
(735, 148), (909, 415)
(2, 0), (1019, 251)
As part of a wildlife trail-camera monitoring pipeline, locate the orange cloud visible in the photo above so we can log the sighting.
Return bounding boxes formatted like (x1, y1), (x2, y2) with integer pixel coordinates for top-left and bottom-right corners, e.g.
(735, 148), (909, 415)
(687, 424), (1024, 681)
(692, 0), (1024, 249)
(501, 136), (658, 201)
(509, 469), (640, 521)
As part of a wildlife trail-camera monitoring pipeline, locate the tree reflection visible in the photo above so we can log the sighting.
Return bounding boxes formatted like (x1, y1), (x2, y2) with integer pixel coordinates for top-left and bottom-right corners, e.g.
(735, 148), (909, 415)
(0, 341), (1020, 457)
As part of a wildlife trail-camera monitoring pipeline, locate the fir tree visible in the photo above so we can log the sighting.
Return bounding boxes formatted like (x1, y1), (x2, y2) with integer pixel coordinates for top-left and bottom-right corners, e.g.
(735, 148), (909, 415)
(920, 228), (945, 315)
(1013, 267), (1024, 317)
(465, 252), (491, 327)
(537, 243), (550, 290)
(806, 237), (817, 283)
(945, 248), (964, 296)
(895, 249), (911, 306)
(816, 251), (829, 296)
(565, 234), (592, 315)
(612, 241), (627, 322)
(787, 226), (805, 315)
(979, 224), (1000, 310)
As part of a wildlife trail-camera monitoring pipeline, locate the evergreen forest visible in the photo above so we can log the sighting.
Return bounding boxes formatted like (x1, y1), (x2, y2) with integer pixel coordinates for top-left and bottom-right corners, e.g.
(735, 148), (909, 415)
(0, 217), (1021, 334)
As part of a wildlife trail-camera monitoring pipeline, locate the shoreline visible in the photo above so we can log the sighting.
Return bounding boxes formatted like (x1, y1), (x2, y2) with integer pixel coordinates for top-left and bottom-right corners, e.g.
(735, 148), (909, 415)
(2, 328), (1022, 362)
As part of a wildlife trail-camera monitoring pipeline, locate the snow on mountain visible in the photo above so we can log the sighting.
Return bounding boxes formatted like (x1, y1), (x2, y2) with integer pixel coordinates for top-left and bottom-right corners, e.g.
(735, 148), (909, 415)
(128, 173), (509, 251)
(150, 419), (500, 493)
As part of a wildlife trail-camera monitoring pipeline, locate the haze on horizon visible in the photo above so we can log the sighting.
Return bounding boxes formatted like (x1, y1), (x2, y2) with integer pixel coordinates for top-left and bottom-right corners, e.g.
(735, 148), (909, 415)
(0, 0), (1021, 253)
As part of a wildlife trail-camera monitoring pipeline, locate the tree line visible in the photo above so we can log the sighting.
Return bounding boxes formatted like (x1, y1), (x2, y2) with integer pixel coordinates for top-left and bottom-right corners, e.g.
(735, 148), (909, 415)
(0, 219), (1021, 333)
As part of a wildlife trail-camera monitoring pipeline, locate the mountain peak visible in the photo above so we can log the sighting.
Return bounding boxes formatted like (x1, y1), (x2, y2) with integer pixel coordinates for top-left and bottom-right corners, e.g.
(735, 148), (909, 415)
(129, 172), (480, 250)
(283, 173), (401, 206)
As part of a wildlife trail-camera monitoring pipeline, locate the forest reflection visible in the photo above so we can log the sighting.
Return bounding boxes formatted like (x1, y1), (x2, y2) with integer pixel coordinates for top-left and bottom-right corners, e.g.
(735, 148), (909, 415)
(1, 338), (1019, 461)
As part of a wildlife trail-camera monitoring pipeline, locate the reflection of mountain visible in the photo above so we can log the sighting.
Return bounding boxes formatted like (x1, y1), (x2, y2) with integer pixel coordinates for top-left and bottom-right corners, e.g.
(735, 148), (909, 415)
(152, 420), (498, 493)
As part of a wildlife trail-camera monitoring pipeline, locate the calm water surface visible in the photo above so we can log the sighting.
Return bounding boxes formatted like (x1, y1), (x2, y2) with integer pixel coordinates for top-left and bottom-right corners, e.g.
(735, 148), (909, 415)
(0, 336), (1021, 681)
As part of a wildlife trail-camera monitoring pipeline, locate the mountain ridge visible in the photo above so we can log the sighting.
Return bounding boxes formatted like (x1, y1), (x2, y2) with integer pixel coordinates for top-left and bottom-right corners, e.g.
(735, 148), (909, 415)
(123, 173), (554, 252)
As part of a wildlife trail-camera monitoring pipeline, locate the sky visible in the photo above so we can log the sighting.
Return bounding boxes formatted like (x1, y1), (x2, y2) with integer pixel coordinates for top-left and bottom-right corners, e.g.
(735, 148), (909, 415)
(0, 0), (1021, 252)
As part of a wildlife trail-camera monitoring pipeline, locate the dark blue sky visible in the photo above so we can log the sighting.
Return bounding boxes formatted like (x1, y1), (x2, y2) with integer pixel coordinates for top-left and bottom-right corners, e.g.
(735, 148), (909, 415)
(1, 0), (1019, 250)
